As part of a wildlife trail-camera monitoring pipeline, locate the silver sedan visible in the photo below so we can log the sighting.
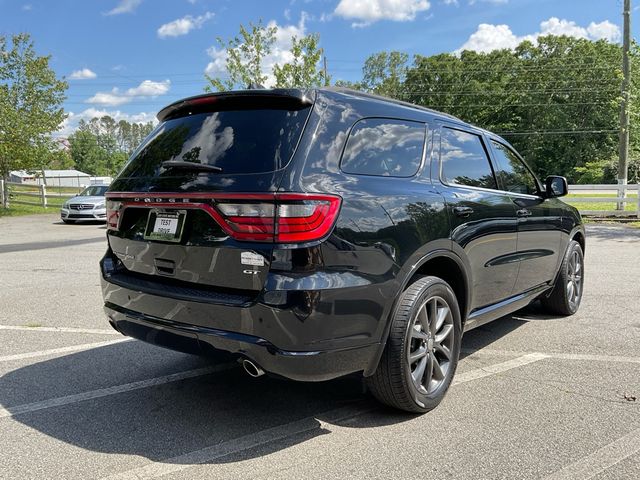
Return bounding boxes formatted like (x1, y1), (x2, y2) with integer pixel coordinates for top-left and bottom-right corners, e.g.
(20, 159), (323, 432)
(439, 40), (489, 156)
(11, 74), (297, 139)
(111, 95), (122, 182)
(60, 185), (109, 224)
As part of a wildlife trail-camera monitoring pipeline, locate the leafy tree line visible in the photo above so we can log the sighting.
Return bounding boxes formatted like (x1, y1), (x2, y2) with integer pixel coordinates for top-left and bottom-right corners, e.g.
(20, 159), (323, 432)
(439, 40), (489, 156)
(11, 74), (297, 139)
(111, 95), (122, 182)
(336, 37), (637, 184)
(1, 29), (635, 190)
(0, 33), (67, 182)
(1, 32), (155, 181)
(67, 116), (154, 176)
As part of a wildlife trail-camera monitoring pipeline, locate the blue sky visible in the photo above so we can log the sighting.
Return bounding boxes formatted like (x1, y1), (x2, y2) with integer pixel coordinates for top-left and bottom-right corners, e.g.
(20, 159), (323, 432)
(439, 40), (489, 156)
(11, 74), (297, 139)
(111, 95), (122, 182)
(0, 0), (625, 135)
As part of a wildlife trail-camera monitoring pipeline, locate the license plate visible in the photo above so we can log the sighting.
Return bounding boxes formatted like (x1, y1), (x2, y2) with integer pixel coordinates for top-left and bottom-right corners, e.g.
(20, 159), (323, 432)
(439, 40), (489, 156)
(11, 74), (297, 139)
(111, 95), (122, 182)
(144, 210), (186, 242)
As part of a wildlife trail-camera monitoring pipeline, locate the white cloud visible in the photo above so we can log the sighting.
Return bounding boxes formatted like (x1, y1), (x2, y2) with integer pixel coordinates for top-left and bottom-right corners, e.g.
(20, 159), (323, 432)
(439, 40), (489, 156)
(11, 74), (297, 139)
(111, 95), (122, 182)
(22, 4), (32, 11)
(205, 15), (309, 87)
(86, 80), (171, 107)
(458, 17), (621, 53)
(104, 0), (142, 16)
(334, 0), (431, 27)
(538, 17), (588, 38)
(56, 108), (157, 137)
(442, 0), (458, 5)
(458, 24), (525, 52)
(157, 12), (214, 38)
(586, 20), (622, 43)
(68, 68), (97, 80)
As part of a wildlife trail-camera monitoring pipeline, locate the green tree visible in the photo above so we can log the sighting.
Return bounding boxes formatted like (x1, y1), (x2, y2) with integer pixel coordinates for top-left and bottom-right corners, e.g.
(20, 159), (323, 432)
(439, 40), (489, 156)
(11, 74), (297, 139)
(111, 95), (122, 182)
(274, 33), (327, 88)
(0, 33), (67, 181)
(400, 36), (626, 181)
(68, 130), (106, 175)
(205, 20), (277, 91)
(69, 116), (154, 175)
(204, 21), (328, 91)
(362, 51), (409, 97)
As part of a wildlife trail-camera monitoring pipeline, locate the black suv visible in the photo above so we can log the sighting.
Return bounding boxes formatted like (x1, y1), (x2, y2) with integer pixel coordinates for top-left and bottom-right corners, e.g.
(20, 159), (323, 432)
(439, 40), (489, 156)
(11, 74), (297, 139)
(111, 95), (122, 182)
(101, 88), (585, 413)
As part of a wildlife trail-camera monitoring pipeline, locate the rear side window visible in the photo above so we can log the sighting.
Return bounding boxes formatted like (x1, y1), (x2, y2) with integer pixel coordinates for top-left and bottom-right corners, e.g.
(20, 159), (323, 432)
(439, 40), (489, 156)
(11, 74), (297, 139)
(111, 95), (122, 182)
(340, 118), (425, 177)
(440, 128), (497, 189)
(119, 107), (310, 177)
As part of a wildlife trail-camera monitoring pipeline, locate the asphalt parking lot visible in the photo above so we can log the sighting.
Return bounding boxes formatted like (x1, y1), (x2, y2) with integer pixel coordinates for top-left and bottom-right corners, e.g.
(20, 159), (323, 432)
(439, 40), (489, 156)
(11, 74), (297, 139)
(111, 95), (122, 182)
(0, 214), (639, 480)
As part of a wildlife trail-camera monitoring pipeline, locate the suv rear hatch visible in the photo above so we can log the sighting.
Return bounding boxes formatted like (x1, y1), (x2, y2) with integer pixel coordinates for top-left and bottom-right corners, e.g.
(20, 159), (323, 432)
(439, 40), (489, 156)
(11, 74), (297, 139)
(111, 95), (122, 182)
(104, 90), (336, 297)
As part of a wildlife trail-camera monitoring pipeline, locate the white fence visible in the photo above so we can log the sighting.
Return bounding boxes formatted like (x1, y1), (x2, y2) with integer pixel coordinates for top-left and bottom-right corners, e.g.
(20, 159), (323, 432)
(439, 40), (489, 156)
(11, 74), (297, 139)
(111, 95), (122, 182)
(0, 180), (78, 209)
(567, 184), (640, 218)
(1, 179), (638, 218)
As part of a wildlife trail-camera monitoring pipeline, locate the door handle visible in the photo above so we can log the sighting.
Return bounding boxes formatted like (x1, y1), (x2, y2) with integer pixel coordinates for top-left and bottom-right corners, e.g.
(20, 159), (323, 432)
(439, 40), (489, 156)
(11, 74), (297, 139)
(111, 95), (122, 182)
(453, 206), (474, 218)
(516, 209), (532, 217)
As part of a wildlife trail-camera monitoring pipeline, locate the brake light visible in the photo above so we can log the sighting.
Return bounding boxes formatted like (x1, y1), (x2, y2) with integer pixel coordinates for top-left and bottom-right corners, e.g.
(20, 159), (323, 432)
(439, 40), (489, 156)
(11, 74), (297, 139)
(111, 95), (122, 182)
(216, 193), (342, 243)
(106, 200), (122, 230)
(105, 192), (342, 243)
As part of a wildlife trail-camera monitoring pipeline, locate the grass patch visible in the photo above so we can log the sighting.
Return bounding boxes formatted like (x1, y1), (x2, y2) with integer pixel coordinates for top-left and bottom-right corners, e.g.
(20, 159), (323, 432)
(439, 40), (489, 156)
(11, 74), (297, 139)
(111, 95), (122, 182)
(0, 204), (58, 217)
(564, 193), (638, 212)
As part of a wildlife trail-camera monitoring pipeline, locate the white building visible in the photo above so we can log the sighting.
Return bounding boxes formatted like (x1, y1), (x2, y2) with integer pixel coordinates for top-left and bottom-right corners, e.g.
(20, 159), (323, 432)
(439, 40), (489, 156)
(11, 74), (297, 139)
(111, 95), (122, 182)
(10, 169), (96, 188)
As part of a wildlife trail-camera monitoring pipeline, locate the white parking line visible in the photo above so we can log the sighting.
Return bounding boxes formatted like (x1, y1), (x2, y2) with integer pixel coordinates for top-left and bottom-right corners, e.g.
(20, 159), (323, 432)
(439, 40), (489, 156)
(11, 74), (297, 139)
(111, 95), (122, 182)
(0, 339), (130, 363)
(544, 427), (640, 480)
(463, 348), (640, 365)
(0, 325), (120, 335)
(453, 352), (548, 385)
(0, 364), (235, 419)
(99, 353), (548, 480)
(101, 403), (371, 480)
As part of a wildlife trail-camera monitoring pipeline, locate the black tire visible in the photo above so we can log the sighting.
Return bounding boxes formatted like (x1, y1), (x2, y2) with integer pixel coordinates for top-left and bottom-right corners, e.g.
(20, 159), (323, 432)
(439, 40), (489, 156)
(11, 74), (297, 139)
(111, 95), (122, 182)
(62, 219), (75, 224)
(541, 240), (584, 316)
(366, 276), (462, 413)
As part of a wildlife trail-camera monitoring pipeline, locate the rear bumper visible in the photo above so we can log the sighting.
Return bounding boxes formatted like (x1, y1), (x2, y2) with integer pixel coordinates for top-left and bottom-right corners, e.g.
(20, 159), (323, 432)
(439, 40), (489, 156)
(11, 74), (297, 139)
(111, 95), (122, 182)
(100, 251), (387, 382)
(104, 302), (378, 382)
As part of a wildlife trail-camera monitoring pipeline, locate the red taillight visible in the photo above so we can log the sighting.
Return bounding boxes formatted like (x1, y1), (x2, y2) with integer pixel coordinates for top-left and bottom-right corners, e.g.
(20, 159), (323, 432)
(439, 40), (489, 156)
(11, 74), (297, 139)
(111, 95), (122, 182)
(216, 193), (342, 243)
(106, 192), (342, 243)
(106, 200), (122, 230)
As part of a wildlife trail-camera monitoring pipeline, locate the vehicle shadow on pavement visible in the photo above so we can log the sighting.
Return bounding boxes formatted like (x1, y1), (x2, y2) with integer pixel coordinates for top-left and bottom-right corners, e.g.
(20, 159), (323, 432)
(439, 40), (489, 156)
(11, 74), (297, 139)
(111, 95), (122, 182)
(459, 314), (527, 357)
(584, 224), (640, 242)
(1, 314), (530, 465)
(0, 340), (405, 465)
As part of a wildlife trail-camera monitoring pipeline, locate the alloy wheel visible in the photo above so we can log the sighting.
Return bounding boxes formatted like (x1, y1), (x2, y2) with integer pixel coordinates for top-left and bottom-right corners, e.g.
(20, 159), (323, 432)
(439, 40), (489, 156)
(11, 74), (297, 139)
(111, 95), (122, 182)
(567, 249), (583, 309)
(406, 295), (454, 395)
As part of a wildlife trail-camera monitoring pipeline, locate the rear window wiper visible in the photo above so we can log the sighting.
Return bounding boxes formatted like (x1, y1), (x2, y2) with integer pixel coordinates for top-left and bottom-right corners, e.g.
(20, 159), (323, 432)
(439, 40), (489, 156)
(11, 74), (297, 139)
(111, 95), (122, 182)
(161, 161), (223, 173)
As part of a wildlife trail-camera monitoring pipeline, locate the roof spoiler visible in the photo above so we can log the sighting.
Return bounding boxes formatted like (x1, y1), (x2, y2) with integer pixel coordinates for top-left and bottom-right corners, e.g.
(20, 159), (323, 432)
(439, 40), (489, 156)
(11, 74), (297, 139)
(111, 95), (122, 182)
(157, 89), (315, 122)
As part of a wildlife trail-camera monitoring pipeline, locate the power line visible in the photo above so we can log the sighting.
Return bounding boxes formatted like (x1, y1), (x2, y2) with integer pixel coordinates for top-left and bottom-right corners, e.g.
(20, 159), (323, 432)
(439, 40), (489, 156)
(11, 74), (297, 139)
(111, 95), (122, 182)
(497, 129), (619, 136)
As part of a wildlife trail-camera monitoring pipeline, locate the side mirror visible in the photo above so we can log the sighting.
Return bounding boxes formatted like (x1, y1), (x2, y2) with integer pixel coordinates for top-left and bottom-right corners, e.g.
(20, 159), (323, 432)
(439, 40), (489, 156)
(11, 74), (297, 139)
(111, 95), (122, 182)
(545, 175), (568, 198)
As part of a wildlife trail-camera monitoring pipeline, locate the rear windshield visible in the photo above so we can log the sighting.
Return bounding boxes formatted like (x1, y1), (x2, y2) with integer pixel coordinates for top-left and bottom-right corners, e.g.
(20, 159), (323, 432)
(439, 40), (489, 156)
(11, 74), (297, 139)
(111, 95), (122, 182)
(118, 107), (311, 177)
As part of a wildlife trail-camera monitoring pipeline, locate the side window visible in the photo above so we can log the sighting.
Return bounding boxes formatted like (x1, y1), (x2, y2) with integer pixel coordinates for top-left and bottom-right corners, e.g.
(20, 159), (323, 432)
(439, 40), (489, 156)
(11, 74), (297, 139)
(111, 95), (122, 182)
(440, 128), (497, 189)
(341, 118), (425, 177)
(490, 141), (539, 195)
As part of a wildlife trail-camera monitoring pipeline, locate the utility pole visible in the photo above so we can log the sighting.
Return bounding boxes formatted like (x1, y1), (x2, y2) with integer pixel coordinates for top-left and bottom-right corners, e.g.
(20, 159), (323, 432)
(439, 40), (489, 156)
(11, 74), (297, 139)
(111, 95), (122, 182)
(323, 55), (329, 86)
(618, 0), (631, 210)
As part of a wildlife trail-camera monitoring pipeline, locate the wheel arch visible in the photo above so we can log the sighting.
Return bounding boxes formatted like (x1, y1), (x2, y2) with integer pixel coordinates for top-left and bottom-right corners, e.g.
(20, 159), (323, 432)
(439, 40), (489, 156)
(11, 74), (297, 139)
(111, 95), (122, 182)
(572, 228), (586, 253)
(364, 249), (471, 376)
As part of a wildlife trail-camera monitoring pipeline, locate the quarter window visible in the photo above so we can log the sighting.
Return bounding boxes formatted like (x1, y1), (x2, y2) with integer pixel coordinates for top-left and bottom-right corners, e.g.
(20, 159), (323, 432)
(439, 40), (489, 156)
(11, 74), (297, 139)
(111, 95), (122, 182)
(490, 141), (539, 195)
(440, 128), (497, 189)
(341, 118), (425, 177)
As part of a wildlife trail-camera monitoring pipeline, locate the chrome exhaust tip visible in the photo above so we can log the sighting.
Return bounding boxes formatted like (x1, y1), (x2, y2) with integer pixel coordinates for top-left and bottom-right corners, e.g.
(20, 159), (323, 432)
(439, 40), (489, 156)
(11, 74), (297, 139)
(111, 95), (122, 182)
(241, 358), (265, 378)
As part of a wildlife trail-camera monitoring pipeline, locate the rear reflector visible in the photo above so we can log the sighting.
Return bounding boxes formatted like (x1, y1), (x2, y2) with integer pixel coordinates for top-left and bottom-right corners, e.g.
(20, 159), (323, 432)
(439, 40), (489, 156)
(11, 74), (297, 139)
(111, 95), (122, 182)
(106, 193), (342, 244)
